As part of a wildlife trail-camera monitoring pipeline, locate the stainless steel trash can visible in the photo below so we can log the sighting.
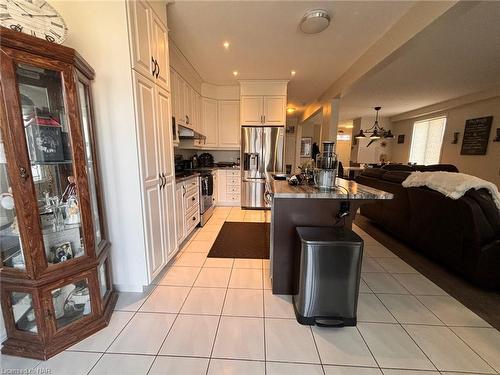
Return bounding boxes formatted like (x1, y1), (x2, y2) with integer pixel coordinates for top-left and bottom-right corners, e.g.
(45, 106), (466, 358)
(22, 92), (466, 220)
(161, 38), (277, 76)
(293, 227), (364, 326)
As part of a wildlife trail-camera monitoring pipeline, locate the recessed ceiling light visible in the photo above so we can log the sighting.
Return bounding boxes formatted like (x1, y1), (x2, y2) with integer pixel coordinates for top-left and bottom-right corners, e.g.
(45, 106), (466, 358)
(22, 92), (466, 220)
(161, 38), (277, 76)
(286, 107), (296, 114)
(345, 125), (354, 129)
(291, 70), (296, 76)
(232, 71), (238, 77)
(223, 41), (230, 49)
(300, 9), (331, 34)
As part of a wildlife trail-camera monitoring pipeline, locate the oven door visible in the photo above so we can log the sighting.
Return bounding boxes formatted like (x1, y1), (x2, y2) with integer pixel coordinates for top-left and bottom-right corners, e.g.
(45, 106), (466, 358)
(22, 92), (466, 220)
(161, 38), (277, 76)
(200, 174), (214, 213)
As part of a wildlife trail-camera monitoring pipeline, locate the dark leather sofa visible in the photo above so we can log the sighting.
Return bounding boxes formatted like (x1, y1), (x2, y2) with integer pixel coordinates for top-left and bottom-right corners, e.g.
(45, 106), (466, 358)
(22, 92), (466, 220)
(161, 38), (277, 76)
(356, 164), (500, 288)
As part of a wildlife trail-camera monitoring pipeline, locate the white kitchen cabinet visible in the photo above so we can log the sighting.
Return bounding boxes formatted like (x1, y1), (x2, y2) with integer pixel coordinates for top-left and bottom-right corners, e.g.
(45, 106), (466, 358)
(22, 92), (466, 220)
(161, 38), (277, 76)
(263, 96), (286, 125)
(133, 72), (177, 280)
(201, 97), (218, 148)
(151, 13), (170, 91)
(240, 96), (264, 125)
(175, 177), (200, 244)
(216, 169), (241, 206)
(241, 95), (286, 126)
(128, 0), (169, 89)
(217, 100), (240, 148)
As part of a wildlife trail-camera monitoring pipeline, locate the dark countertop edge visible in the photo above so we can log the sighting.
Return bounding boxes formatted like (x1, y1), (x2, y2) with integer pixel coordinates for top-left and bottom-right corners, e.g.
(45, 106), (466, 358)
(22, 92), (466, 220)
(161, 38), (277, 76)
(175, 173), (201, 183)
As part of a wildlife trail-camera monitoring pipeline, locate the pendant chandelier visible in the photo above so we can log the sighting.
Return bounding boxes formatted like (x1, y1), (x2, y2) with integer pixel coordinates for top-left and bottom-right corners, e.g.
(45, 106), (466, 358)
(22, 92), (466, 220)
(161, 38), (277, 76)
(355, 106), (394, 140)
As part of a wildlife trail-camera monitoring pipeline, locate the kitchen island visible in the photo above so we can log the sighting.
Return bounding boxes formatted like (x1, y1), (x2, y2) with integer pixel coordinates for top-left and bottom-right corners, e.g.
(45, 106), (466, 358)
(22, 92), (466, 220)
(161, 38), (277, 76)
(268, 177), (393, 294)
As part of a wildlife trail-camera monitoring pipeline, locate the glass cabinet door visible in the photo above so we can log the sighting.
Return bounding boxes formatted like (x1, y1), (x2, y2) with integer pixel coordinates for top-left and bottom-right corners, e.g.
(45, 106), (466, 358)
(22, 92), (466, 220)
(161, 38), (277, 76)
(50, 278), (92, 329)
(14, 63), (85, 267)
(76, 80), (102, 251)
(0, 131), (25, 270)
(10, 291), (38, 334)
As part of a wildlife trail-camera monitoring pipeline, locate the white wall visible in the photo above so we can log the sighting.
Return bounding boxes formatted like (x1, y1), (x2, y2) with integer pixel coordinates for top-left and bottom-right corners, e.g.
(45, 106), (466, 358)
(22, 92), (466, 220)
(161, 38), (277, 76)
(51, 0), (148, 290)
(391, 95), (500, 187)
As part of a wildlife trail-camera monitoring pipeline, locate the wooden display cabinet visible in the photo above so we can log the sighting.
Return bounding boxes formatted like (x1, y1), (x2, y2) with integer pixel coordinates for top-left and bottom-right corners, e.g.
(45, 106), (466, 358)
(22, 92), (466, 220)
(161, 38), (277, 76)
(0, 27), (116, 360)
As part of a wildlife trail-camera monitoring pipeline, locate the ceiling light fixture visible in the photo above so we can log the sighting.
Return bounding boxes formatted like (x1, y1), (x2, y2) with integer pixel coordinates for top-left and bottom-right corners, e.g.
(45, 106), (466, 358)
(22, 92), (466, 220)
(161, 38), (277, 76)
(232, 71), (238, 77)
(286, 107), (296, 114)
(291, 70), (296, 76)
(300, 9), (331, 34)
(354, 107), (394, 140)
(223, 41), (230, 49)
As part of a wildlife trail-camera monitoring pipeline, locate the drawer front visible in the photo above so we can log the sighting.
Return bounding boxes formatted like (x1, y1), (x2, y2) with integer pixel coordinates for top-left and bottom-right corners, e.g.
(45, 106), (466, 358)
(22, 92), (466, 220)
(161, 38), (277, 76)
(185, 178), (199, 195)
(226, 170), (241, 177)
(184, 190), (199, 212)
(226, 185), (240, 194)
(226, 177), (240, 186)
(226, 193), (240, 202)
(185, 206), (200, 233)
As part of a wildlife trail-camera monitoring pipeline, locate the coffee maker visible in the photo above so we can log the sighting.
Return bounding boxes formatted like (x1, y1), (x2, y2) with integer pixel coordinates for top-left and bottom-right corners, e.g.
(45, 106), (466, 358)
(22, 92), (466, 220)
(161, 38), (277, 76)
(313, 141), (338, 190)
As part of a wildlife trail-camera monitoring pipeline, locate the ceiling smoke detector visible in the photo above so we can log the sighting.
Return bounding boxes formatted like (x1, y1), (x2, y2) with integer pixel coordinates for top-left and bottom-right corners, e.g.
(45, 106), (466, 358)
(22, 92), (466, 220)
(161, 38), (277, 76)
(300, 9), (331, 34)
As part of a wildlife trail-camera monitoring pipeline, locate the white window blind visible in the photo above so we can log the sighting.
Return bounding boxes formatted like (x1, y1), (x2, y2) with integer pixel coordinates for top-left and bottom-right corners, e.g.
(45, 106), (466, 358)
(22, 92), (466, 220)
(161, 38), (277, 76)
(409, 117), (446, 165)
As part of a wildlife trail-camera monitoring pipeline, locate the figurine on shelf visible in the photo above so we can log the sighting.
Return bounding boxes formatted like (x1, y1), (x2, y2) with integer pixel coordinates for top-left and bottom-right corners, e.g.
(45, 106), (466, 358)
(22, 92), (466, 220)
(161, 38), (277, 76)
(65, 196), (80, 225)
(62, 176), (77, 202)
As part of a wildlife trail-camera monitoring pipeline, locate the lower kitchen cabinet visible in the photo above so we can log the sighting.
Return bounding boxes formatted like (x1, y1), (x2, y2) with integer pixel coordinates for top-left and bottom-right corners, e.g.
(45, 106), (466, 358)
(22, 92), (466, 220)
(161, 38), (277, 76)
(216, 169), (241, 206)
(175, 176), (201, 244)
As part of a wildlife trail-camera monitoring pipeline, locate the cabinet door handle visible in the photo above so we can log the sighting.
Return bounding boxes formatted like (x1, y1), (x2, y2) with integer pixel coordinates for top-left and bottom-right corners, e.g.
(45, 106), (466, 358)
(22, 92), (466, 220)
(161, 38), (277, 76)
(263, 115), (266, 124)
(183, 185), (186, 196)
(159, 174), (163, 189)
(192, 197), (195, 201)
(152, 57), (157, 76)
(155, 60), (160, 79)
(192, 216), (196, 221)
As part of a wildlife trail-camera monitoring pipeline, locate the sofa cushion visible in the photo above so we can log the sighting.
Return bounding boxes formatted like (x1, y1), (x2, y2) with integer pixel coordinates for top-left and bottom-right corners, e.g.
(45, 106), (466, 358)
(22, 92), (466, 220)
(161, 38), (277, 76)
(381, 164), (415, 172)
(381, 171), (412, 184)
(360, 168), (387, 179)
(414, 164), (459, 172)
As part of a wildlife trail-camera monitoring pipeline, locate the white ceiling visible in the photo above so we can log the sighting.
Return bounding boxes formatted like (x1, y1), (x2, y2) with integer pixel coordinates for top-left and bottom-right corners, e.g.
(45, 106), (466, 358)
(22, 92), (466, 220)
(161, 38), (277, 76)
(338, 1), (500, 121)
(167, 1), (415, 110)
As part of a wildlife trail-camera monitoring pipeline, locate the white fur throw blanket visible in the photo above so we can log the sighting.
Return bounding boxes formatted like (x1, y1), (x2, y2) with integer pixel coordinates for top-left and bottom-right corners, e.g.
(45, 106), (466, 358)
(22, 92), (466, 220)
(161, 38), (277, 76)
(402, 171), (500, 210)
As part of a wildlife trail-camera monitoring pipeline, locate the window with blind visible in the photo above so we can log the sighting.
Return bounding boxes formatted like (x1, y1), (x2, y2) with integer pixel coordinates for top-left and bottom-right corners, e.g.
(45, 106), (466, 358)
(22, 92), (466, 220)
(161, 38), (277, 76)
(409, 117), (447, 165)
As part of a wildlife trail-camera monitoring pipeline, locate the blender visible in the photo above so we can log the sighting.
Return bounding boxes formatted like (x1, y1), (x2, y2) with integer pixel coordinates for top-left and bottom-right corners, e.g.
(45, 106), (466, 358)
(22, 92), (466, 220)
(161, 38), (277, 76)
(313, 141), (338, 189)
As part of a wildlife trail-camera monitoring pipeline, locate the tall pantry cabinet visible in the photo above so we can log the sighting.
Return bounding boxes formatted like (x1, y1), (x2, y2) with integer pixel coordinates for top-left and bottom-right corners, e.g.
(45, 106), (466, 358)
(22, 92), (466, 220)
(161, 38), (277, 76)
(126, 1), (177, 283)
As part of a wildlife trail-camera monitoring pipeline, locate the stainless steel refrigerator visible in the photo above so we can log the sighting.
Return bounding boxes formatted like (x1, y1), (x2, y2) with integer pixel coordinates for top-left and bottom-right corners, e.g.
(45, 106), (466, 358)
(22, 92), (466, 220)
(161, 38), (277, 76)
(241, 126), (284, 209)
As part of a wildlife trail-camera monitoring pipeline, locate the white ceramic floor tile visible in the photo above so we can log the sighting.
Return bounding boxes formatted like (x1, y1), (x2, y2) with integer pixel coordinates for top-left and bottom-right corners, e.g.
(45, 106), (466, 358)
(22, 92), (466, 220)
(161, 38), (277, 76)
(149, 356), (209, 375)
(36, 351), (100, 375)
(265, 318), (320, 364)
(381, 370), (439, 375)
(228, 268), (263, 289)
(158, 266), (201, 286)
(194, 267), (231, 288)
(264, 290), (295, 319)
(194, 231), (218, 241)
(357, 322), (435, 370)
(267, 361), (324, 375)
(417, 296), (490, 327)
(362, 257), (385, 273)
(375, 257), (417, 274)
(181, 287), (226, 315)
(263, 269), (272, 290)
(204, 257), (234, 268)
(223, 289), (264, 317)
(362, 273), (409, 294)
(0, 354), (40, 371)
(139, 286), (190, 313)
(107, 312), (176, 355)
(69, 311), (134, 352)
(403, 324), (494, 373)
(212, 316), (265, 360)
(233, 258), (263, 269)
(207, 359), (265, 375)
(159, 314), (219, 357)
(324, 366), (383, 375)
(89, 353), (154, 375)
(451, 327), (500, 373)
(364, 244), (396, 257)
(392, 274), (447, 295)
(175, 252), (207, 267)
(377, 294), (443, 325)
(313, 326), (377, 367)
(114, 291), (150, 311)
(357, 294), (396, 323)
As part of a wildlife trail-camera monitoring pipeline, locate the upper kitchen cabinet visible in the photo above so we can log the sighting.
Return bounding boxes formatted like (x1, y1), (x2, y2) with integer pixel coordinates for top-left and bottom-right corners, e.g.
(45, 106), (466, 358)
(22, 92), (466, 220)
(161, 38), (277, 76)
(218, 101), (240, 148)
(201, 98), (218, 148)
(240, 80), (288, 126)
(170, 68), (202, 133)
(128, 0), (170, 90)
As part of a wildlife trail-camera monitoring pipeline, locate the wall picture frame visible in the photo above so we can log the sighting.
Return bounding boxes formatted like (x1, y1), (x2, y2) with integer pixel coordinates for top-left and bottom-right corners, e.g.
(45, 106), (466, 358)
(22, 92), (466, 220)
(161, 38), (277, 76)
(300, 137), (312, 157)
(397, 134), (405, 144)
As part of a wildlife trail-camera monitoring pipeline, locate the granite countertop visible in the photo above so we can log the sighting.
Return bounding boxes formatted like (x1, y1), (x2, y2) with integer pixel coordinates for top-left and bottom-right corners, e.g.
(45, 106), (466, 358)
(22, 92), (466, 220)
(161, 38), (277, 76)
(269, 176), (393, 200)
